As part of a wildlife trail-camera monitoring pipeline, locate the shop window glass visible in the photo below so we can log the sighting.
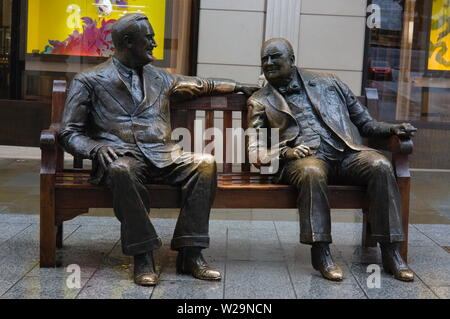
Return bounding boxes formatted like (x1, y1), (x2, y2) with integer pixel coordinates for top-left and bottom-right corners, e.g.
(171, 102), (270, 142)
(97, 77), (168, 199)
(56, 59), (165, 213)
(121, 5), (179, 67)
(367, 0), (450, 123)
(20, 0), (196, 102)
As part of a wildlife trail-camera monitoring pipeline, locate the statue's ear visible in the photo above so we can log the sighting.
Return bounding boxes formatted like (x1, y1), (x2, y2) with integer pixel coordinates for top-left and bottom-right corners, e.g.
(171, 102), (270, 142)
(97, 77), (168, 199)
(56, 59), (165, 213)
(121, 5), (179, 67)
(123, 35), (133, 49)
(290, 55), (296, 66)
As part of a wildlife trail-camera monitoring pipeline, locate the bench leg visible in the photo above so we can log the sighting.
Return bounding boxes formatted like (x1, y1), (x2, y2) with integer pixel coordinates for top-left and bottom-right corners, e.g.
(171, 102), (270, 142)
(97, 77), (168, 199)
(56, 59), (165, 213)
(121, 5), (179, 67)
(56, 223), (63, 249)
(397, 177), (410, 263)
(362, 207), (378, 248)
(40, 174), (56, 267)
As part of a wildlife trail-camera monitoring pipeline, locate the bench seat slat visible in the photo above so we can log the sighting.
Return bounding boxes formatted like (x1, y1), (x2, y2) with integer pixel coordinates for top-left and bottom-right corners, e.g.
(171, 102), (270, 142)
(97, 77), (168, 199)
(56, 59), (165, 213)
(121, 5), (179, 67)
(55, 171), (365, 191)
(53, 171), (366, 211)
(54, 186), (365, 210)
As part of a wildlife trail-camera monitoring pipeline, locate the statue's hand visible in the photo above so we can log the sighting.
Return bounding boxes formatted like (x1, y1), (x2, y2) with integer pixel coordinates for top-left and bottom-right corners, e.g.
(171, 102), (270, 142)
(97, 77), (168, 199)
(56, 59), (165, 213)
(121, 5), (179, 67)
(391, 123), (417, 138)
(97, 146), (119, 168)
(284, 145), (312, 159)
(235, 83), (260, 97)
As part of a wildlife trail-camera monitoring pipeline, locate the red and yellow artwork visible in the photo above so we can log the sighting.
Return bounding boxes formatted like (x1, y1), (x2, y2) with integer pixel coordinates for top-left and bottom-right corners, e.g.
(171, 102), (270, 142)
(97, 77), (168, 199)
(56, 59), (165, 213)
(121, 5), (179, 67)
(27, 0), (166, 59)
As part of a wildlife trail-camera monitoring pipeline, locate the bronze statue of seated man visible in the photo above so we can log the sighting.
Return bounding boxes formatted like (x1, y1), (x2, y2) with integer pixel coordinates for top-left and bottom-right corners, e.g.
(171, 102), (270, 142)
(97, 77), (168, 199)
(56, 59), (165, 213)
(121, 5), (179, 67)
(59, 13), (257, 286)
(248, 38), (417, 282)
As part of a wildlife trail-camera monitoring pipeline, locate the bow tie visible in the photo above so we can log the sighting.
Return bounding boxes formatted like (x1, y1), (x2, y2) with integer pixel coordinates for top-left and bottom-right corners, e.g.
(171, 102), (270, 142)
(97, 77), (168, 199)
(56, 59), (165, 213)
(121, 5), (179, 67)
(278, 83), (302, 95)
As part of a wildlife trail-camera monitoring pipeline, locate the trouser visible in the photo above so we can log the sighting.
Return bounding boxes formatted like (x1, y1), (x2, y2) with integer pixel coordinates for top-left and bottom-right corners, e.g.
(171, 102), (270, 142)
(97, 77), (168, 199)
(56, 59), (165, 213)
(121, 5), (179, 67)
(100, 152), (217, 256)
(280, 148), (404, 245)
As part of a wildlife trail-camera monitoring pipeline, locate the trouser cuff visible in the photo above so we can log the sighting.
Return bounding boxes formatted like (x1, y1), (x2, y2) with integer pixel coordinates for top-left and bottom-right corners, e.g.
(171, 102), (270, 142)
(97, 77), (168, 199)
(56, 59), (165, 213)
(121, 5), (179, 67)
(171, 235), (210, 251)
(300, 232), (332, 244)
(122, 237), (162, 256)
(372, 234), (405, 243)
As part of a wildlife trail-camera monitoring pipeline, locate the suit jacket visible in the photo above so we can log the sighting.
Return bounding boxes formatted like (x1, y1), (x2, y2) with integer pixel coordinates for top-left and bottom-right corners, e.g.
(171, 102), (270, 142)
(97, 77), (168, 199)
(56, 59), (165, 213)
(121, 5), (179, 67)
(247, 68), (393, 166)
(60, 58), (237, 175)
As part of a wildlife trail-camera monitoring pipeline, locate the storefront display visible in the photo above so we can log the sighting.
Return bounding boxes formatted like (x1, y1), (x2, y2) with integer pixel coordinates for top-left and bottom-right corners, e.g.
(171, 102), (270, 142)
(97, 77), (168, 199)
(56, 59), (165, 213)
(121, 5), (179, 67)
(366, 0), (450, 168)
(26, 0), (166, 60)
(14, 0), (197, 102)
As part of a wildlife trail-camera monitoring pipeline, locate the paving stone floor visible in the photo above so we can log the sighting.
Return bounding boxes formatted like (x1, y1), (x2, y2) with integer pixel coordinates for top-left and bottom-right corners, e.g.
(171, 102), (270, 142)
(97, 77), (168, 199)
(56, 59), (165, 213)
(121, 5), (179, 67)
(0, 155), (449, 299)
(0, 213), (449, 299)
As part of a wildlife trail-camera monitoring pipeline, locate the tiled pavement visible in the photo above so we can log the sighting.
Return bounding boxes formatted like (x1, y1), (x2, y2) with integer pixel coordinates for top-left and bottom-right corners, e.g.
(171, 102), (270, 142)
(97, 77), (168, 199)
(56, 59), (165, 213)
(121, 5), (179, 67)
(0, 156), (449, 299)
(0, 213), (449, 299)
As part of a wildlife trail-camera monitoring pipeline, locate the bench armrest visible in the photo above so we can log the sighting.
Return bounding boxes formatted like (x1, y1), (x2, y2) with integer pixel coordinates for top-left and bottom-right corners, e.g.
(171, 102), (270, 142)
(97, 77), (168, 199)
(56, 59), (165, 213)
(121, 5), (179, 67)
(40, 124), (62, 174)
(40, 126), (58, 150)
(368, 135), (413, 179)
(368, 135), (413, 156)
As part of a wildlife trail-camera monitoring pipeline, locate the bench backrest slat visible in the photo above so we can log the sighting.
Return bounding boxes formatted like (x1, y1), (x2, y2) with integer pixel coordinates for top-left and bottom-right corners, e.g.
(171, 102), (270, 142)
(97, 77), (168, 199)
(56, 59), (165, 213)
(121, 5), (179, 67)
(241, 109), (251, 173)
(205, 110), (215, 157)
(51, 80), (67, 125)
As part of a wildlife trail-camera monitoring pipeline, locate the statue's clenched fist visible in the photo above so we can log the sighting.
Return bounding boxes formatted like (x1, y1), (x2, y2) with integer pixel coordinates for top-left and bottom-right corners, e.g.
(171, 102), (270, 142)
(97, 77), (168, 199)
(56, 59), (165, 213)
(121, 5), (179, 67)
(391, 123), (417, 138)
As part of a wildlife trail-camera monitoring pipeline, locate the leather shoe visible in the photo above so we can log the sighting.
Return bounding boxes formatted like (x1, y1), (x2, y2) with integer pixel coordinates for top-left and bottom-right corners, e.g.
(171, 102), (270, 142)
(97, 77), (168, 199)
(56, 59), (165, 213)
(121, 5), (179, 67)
(311, 243), (344, 281)
(176, 247), (222, 281)
(380, 243), (414, 282)
(134, 251), (159, 286)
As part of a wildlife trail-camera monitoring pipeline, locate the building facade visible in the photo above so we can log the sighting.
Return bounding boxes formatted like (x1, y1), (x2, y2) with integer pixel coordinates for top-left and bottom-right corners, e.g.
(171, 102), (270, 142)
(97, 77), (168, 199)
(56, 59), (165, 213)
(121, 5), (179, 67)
(0, 0), (449, 169)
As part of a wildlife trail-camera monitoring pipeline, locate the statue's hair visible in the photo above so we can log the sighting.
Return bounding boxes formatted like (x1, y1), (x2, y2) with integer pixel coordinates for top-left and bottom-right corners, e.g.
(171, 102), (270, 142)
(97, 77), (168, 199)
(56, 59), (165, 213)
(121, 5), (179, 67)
(261, 38), (295, 58)
(112, 13), (150, 50)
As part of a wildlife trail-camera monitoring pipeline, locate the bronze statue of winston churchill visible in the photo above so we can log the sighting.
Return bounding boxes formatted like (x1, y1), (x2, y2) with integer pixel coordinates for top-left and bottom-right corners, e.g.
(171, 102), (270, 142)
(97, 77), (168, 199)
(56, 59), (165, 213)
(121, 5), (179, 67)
(59, 13), (257, 286)
(248, 38), (417, 282)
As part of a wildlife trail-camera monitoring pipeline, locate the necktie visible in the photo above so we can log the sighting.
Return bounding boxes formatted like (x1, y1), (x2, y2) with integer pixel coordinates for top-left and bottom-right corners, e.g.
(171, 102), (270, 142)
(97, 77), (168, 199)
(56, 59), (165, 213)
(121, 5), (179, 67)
(131, 70), (144, 105)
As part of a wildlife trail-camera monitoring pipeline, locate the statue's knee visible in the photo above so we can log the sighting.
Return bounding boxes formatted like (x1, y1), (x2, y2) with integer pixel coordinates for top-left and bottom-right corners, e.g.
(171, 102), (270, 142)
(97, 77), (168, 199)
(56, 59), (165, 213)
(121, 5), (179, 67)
(197, 154), (217, 172)
(301, 165), (327, 180)
(289, 164), (326, 187)
(371, 157), (393, 173)
(107, 160), (132, 179)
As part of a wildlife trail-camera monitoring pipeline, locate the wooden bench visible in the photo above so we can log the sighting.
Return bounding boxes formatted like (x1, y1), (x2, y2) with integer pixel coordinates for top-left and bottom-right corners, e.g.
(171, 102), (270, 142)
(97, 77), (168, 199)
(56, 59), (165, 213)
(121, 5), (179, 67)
(40, 80), (413, 267)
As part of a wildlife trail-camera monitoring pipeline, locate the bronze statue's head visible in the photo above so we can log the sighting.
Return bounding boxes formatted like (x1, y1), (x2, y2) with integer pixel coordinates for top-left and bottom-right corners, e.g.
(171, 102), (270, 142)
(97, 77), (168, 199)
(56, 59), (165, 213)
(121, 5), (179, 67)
(112, 13), (157, 68)
(261, 38), (296, 87)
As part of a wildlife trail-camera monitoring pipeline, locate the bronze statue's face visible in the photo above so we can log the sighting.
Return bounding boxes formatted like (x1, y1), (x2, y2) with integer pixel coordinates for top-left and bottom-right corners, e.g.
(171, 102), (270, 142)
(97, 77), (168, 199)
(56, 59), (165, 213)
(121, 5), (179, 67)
(261, 42), (295, 85)
(127, 20), (158, 66)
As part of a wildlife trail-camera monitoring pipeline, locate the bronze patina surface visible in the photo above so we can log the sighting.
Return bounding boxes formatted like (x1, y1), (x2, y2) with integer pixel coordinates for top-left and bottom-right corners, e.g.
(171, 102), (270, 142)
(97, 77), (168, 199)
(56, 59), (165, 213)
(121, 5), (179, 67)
(60, 13), (257, 286)
(248, 38), (417, 282)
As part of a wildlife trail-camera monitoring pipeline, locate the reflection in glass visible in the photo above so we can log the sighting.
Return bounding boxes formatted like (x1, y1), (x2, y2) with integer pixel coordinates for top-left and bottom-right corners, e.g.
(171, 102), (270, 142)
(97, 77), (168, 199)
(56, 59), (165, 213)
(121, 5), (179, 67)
(367, 0), (450, 123)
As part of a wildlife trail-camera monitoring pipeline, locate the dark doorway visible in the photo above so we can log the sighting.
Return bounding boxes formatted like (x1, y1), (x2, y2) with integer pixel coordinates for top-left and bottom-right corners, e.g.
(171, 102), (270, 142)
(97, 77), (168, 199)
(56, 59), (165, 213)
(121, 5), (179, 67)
(0, 0), (12, 99)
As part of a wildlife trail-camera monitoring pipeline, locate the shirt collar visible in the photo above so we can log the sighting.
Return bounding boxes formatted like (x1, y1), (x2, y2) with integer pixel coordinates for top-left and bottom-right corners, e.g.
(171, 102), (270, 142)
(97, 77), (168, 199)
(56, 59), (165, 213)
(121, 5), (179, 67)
(113, 57), (140, 79)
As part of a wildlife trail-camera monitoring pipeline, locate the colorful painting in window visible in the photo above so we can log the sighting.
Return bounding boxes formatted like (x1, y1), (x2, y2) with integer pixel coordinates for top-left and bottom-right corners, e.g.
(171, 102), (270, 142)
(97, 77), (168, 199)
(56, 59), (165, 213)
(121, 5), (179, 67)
(27, 0), (166, 59)
(428, 0), (450, 71)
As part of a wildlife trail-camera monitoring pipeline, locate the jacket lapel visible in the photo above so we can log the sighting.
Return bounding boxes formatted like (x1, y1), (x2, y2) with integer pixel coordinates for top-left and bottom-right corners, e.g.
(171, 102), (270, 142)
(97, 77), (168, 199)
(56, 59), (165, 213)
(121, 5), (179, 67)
(133, 64), (163, 115)
(298, 68), (325, 117)
(265, 84), (295, 119)
(94, 59), (135, 115)
(264, 84), (299, 144)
